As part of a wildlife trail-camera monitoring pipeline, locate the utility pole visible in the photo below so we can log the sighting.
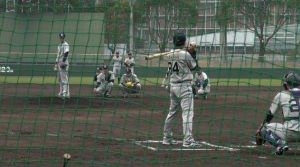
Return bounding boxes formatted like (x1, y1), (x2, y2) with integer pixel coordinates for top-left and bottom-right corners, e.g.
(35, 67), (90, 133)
(129, 0), (135, 53)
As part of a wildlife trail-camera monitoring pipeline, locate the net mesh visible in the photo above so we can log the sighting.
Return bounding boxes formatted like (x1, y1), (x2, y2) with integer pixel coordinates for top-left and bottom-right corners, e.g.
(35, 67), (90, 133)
(1, 0), (300, 166)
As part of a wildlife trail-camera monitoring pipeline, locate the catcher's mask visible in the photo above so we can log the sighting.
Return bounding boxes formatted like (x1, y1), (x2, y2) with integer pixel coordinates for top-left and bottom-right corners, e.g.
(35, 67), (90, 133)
(283, 71), (300, 90)
(126, 68), (132, 74)
(59, 32), (66, 39)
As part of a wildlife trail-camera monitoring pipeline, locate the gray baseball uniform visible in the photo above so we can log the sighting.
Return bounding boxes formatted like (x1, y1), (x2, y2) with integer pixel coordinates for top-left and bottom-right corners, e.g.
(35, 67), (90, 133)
(124, 57), (135, 74)
(163, 49), (197, 144)
(95, 71), (115, 96)
(112, 54), (123, 78)
(264, 88), (300, 142)
(56, 40), (70, 97)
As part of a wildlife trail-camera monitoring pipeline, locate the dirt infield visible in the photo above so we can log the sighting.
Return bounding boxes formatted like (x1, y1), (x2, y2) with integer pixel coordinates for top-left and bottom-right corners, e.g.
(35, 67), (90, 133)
(0, 84), (299, 167)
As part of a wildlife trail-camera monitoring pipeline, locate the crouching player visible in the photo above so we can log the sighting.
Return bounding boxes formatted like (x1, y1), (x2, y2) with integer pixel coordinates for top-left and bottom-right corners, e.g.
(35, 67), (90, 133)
(255, 71), (300, 155)
(119, 68), (141, 98)
(93, 64), (115, 97)
(192, 69), (210, 99)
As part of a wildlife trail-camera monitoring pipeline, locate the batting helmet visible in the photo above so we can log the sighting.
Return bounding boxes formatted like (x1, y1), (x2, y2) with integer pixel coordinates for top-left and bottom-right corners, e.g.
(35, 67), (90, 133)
(59, 32), (66, 39)
(173, 32), (186, 47)
(283, 71), (300, 90)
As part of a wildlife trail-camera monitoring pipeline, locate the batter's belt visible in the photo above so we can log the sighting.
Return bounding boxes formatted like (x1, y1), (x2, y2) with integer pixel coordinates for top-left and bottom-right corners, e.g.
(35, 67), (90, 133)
(170, 81), (192, 87)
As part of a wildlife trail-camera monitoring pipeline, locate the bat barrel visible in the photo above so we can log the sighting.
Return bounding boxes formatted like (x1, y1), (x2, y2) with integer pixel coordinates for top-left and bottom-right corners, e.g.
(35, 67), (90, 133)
(145, 51), (174, 60)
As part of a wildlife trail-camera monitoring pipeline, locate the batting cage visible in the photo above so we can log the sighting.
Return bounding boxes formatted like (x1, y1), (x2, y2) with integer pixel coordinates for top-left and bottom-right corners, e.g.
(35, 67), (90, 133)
(1, 0), (300, 167)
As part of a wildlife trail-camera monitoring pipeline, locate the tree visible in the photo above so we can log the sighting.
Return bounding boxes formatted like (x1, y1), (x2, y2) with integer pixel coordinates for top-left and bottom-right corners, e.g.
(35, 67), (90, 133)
(135, 0), (198, 52)
(99, 0), (130, 55)
(216, 0), (234, 60)
(235, 0), (297, 62)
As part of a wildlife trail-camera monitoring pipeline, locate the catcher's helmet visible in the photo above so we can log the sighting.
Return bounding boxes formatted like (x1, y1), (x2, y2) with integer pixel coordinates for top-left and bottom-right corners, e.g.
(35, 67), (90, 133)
(59, 32), (66, 39)
(126, 68), (132, 74)
(173, 32), (186, 47)
(283, 71), (300, 90)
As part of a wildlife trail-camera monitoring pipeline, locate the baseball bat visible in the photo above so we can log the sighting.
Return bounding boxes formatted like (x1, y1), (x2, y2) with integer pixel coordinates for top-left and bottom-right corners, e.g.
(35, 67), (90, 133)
(63, 153), (71, 167)
(144, 51), (172, 60)
(145, 49), (182, 60)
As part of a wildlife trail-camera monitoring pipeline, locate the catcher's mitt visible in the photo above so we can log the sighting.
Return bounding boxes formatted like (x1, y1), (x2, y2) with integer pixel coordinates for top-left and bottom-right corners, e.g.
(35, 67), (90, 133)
(126, 82), (134, 88)
(255, 131), (265, 145)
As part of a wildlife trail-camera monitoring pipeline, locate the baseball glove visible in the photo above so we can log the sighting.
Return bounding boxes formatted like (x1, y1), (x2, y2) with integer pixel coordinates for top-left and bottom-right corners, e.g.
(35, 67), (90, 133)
(255, 131), (265, 145)
(126, 82), (134, 88)
(59, 62), (68, 69)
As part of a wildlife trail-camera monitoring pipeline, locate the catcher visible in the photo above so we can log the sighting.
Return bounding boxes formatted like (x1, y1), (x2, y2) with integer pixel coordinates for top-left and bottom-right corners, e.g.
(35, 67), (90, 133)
(93, 64), (115, 97)
(192, 69), (211, 99)
(119, 68), (141, 98)
(255, 71), (300, 155)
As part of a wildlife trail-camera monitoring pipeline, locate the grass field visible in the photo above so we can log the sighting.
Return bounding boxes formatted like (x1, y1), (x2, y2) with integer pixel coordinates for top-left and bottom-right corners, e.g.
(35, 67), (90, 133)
(0, 76), (282, 86)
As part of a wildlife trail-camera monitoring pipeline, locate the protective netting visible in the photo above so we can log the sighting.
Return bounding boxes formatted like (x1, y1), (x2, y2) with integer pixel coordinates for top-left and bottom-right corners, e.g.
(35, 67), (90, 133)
(1, 0), (300, 166)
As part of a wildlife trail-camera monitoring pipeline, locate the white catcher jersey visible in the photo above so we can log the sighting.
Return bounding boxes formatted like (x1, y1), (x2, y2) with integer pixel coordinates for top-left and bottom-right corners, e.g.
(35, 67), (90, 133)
(113, 55), (123, 67)
(269, 88), (300, 131)
(56, 41), (70, 65)
(168, 50), (197, 84)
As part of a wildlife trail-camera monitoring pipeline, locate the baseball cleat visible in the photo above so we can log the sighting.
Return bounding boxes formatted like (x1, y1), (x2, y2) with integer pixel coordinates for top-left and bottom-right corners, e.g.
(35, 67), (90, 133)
(62, 93), (70, 99)
(104, 94), (111, 98)
(275, 145), (289, 155)
(162, 138), (178, 145)
(182, 140), (201, 148)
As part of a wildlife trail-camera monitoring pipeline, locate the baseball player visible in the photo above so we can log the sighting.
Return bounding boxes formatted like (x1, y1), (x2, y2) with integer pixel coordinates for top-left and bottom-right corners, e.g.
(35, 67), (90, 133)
(161, 62), (172, 91)
(93, 64), (115, 97)
(256, 71), (300, 155)
(112, 51), (123, 84)
(54, 32), (70, 98)
(192, 70), (211, 99)
(119, 68), (141, 98)
(162, 32), (200, 147)
(94, 66), (102, 85)
(124, 52), (135, 74)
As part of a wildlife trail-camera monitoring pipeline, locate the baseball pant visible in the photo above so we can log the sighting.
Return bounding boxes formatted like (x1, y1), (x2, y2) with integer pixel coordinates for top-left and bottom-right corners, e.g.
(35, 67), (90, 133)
(163, 82), (194, 143)
(264, 122), (300, 142)
(58, 69), (69, 96)
(113, 67), (121, 77)
(95, 82), (113, 95)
